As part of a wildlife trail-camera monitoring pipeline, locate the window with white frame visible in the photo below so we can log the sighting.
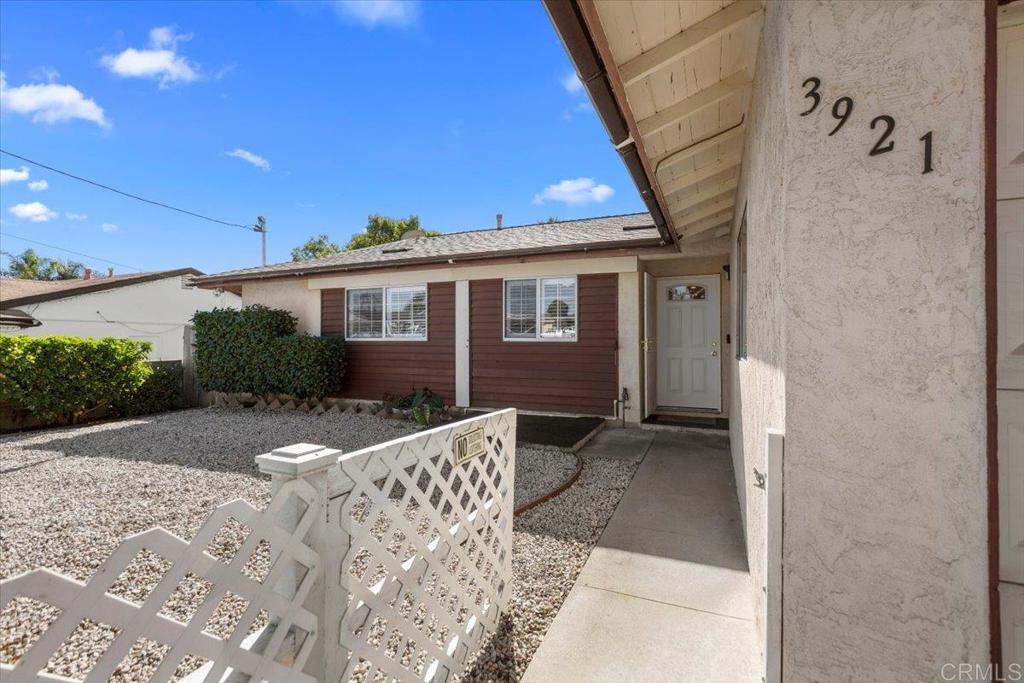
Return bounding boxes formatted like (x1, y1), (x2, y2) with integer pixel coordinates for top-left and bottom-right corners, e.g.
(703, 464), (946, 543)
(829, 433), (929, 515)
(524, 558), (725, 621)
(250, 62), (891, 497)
(504, 276), (577, 340)
(346, 285), (427, 340)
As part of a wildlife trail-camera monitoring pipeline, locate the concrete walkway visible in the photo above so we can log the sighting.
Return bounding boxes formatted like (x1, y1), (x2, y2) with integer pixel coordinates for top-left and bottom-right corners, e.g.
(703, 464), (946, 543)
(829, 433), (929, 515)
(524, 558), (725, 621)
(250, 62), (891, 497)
(523, 429), (760, 683)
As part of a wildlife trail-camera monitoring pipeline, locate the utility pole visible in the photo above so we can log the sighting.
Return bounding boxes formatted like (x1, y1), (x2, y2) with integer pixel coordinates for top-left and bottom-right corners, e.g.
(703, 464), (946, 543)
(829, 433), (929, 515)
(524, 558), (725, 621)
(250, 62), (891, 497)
(255, 215), (267, 266)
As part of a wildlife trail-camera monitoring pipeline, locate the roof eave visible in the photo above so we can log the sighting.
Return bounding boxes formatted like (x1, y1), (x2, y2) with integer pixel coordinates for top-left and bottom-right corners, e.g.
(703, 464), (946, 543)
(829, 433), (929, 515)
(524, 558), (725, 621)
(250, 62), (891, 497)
(0, 268), (203, 308)
(192, 238), (664, 288)
(543, 0), (674, 245)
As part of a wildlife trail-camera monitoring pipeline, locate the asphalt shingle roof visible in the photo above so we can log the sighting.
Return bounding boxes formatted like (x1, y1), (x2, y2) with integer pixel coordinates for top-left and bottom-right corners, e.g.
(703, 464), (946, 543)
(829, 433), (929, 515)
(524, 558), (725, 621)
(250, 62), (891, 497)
(194, 212), (662, 284)
(0, 268), (202, 307)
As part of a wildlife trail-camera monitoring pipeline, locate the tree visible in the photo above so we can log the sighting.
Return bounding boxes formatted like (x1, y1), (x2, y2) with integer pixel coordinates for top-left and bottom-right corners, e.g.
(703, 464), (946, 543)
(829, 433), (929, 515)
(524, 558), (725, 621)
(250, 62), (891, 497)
(1, 248), (85, 280)
(345, 214), (440, 250)
(290, 234), (342, 262)
(47, 259), (86, 280)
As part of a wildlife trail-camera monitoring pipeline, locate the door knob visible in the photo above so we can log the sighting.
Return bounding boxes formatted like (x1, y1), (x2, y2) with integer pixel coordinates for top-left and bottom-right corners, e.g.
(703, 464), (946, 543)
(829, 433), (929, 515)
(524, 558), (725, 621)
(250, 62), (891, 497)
(711, 350), (718, 357)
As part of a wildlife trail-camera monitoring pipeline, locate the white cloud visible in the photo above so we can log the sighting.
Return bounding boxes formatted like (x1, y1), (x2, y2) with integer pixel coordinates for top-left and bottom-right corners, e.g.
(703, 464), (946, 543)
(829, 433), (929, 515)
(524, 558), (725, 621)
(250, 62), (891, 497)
(9, 201), (58, 222)
(29, 66), (60, 83)
(65, 212), (88, 220)
(0, 71), (110, 128)
(562, 71), (584, 94)
(331, 0), (420, 28)
(101, 222), (119, 233)
(100, 27), (199, 88)
(532, 178), (615, 206)
(148, 26), (190, 50)
(0, 166), (30, 185)
(561, 100), (594, 122)
(28, 179), (48, 191)
(226, 148), (271, 172)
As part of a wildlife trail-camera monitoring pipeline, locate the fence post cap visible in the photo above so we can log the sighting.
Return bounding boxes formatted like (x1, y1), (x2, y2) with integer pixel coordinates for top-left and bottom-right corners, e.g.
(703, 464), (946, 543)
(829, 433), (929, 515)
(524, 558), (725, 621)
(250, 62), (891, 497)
(256, 442), (341, 477)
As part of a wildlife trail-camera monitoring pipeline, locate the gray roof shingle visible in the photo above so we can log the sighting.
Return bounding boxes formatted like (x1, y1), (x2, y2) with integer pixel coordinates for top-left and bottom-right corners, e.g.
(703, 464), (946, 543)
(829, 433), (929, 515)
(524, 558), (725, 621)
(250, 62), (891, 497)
(195, 212), (661, 284)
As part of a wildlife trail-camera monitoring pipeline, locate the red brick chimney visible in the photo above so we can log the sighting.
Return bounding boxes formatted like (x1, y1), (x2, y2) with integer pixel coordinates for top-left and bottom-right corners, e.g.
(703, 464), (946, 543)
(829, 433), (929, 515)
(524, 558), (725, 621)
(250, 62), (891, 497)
(83, 268), (92, 280)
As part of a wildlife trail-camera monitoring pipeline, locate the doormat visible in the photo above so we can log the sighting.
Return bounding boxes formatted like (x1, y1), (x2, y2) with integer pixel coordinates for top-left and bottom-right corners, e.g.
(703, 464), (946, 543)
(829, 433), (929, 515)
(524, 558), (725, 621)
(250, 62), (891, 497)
(643, 414), (729, 430)
(467, 411), (605, 449)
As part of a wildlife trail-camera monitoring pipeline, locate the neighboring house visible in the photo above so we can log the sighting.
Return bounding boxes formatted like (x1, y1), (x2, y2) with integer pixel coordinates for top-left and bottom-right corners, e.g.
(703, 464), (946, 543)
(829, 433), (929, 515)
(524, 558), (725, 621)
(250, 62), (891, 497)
(0, 268), (240, 360)
(195, 0), (1023, 680)
(0, 308), (40, 331)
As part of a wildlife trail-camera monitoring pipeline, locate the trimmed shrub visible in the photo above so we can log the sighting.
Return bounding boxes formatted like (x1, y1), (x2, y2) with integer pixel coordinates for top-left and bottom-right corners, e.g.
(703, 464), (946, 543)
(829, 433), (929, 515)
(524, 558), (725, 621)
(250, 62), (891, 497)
(192, 305), (345, 398)
(192, 305), (297, 394)
(116, 361), (184, 416)
(0, 336), (152, 423)
(268, 335), (346, 399)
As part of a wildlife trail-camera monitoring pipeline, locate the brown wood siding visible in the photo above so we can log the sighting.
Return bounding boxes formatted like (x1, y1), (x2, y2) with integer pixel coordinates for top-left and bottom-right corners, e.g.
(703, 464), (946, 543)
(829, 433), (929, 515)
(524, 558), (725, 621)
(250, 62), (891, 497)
(321, 283), (455, 402)
(469, 274), (618, 415)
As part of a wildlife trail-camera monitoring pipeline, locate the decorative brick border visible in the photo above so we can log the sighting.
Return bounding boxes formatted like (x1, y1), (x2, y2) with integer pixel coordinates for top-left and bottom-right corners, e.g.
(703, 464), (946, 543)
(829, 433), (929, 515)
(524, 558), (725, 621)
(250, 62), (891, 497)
(204, 392), (468, 424)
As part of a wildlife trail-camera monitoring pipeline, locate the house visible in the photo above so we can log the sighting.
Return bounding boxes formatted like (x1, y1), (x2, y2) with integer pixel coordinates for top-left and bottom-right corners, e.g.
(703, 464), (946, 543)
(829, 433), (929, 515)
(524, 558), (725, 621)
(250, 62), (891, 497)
(195, 0), (1023, 680)
(194, 212), (732, 417)
(0, 308), (40, 331)
(0, 268), (240, 360)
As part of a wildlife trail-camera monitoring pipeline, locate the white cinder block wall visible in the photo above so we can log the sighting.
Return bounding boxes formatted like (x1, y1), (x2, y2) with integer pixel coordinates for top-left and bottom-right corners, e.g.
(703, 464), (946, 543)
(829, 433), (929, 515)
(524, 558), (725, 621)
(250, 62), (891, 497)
(732, 1), (989, 679)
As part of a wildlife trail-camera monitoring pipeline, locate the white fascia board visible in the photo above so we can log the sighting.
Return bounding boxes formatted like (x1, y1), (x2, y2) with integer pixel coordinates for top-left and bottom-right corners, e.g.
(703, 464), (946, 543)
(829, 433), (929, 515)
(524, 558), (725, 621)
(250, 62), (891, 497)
(306, 255), (639, 290)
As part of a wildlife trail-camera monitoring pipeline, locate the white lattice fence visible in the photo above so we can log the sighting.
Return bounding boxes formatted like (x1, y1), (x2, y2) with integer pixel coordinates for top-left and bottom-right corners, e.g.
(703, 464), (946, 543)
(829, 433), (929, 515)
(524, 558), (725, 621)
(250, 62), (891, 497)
(327, 408), (516, 683)
(1, 409), (516, 683)
(0, 479), (321, 683)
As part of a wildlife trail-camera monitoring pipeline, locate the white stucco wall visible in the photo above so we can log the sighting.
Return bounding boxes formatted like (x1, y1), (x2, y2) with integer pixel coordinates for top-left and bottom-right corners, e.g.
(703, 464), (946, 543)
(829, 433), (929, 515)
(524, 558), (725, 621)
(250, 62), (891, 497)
(241, 279), (321, 335)
(729, 0), (789, 664)
(617, 271), (641, 423)
(731, 1), (989, 679)
(8, 276), (239, 360)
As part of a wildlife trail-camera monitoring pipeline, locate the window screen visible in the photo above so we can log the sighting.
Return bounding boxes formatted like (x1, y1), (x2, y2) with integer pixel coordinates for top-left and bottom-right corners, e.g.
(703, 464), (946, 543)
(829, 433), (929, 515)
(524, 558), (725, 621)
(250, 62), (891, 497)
(540, 277), (576, 339)
(347, 288), (383, 338)
(504, 276), (577, 340)
(386, 286), (427, 337)
(504, 279), (537, 338)
(347, 285), (427, 340)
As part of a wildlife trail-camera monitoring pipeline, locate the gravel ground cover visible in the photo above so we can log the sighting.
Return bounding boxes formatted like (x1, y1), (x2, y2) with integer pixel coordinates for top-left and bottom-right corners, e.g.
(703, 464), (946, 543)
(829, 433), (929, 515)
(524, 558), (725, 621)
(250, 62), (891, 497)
(512, 443), (578, 509)
(460, 448), (643, 682)
(0, 408), (588, 681)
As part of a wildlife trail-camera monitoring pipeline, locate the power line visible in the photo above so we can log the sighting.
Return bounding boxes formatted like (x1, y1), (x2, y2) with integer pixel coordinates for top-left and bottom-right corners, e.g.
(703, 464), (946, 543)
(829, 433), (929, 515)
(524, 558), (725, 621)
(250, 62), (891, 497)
(0, 231), (145, 272)
(0, 148), (259, 233)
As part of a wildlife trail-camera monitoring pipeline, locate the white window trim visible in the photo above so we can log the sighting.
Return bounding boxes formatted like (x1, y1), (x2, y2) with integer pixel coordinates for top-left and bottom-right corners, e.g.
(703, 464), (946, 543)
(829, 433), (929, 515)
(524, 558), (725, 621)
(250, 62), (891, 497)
(345, 284), (429, 342)
(501, 276), (579, 343)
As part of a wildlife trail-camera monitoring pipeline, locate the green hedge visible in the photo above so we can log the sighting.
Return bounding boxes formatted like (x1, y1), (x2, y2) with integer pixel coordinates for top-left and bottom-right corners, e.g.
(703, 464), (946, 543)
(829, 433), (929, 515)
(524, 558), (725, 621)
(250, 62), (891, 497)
(0, 336), (153, 423)
(117, 361), (184, 417)
(192, 305), (345, 398)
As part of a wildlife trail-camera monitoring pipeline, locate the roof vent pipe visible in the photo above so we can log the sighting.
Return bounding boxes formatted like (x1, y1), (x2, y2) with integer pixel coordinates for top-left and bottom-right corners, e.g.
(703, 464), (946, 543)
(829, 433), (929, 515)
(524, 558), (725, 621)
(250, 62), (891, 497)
(496, 213), (503, 230)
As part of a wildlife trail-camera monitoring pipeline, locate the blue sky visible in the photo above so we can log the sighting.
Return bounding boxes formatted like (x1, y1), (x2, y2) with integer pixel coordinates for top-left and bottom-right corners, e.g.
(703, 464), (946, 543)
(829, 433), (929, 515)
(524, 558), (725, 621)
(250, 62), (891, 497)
(0, 0), (643, 275)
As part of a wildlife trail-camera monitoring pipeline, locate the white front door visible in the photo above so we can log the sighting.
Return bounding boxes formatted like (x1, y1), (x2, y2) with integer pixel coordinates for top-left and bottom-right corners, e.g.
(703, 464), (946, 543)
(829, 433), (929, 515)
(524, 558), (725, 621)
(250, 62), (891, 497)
(656, 275), (722, 410)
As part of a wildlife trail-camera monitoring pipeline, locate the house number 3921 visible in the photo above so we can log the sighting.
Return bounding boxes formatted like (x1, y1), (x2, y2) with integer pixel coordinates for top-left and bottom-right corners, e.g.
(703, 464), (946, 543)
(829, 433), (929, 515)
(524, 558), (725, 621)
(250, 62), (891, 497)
(800, 77), (934, 174)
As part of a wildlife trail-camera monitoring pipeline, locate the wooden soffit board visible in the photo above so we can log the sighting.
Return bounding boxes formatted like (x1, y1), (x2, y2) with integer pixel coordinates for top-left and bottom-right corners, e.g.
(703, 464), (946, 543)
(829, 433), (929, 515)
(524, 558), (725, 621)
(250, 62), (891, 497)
(589, 0), (765, 245)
